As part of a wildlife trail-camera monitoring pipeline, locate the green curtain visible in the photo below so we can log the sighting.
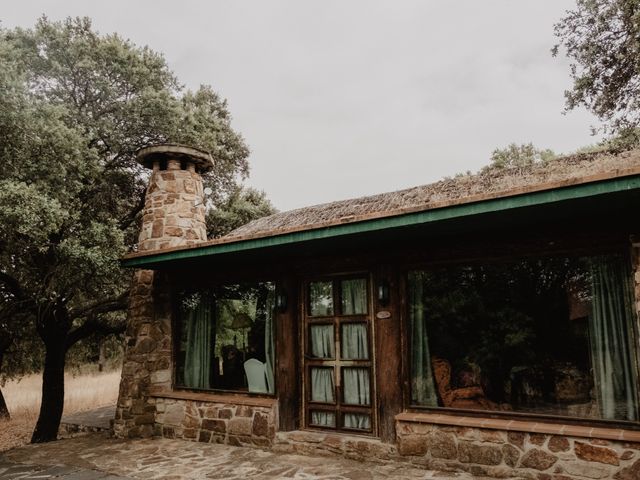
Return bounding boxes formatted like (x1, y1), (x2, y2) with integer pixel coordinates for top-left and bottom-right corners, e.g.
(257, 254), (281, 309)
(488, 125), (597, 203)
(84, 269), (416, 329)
(310, 324), (334, 358)
(310, 368), (335, 426)
(311, 411), (335, 427)
(264, 288), (276, 394)
(408, 271), (438, 406)
(344, 413), (370, 429)
(343, 367), (371, 429)
(341, 323), (368, 359)
(184, 295), (213, 389)
(341, 279), (367, 315)
(589, 256), (639, 421)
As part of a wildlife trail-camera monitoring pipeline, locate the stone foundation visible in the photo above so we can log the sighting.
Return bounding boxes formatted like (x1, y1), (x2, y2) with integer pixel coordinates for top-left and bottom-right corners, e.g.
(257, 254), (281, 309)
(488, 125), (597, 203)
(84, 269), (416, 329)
(154, 397), (277, 447)
(396, 420), (640, 479)
(273, 430), (397, 462)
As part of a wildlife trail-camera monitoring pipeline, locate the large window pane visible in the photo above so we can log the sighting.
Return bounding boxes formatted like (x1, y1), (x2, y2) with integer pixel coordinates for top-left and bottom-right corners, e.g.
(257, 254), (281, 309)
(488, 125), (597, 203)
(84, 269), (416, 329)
(176, 282), (276, 394)
(409, 254), (639, 422)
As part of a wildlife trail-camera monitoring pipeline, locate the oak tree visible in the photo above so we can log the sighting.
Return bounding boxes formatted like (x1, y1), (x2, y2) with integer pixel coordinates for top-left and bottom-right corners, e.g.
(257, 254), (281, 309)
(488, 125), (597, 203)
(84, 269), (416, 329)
(0, 16), (258, 441)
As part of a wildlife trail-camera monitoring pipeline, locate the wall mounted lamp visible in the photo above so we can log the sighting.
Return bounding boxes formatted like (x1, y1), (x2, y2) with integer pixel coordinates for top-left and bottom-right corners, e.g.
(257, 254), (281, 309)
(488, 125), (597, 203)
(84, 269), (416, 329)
(276, 291), (288, 313)
(377, 280), (390, 306)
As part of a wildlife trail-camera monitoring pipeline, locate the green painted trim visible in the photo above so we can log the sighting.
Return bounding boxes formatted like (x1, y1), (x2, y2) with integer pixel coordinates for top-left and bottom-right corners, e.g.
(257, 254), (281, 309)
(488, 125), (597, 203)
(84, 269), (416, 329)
(122, 175), (640, 268)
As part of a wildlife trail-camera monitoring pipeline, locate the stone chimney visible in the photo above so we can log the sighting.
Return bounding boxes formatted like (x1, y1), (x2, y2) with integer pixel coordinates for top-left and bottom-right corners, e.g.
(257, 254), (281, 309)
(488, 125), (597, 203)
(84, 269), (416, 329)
(136, 144), (213, 251)
(114, 144), (213, 439)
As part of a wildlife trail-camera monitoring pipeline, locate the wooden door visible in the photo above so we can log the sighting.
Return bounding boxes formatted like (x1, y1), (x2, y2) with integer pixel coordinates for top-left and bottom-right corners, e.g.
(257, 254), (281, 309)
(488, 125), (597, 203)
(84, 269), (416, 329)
(302, 275), (376, 435)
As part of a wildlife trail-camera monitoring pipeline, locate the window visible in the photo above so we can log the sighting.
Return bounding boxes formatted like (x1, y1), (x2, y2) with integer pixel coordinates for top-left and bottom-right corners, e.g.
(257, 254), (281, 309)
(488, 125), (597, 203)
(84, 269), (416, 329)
(175, 282), (276, 394)
(409, 253), (639, 422)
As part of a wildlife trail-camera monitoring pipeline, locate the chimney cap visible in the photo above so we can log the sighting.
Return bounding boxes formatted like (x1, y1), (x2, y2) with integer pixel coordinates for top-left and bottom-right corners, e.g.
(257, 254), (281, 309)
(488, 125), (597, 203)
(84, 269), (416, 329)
(136, 143), (214, 173)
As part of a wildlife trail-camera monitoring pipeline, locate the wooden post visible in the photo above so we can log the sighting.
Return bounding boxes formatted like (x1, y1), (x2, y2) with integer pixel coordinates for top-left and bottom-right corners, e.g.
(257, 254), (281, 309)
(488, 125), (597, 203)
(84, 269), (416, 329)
(276, 275), (300, 431)
(373, 265), (403, 443)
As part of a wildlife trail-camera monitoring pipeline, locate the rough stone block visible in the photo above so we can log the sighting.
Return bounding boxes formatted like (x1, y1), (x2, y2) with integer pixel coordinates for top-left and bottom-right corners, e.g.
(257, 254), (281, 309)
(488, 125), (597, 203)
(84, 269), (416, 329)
(548, 436), (570, 453)
(201, 419), (226, 433)
(508, 431), (525, 450)
(150, 369), (171, 384)
(458, 442), (502, 465)
(502, 444), (520, 467)
(564, 461), (612, 479)
(428, 431), (457, 459)
(228, 417), (253, 436)
(219, 409), (233, 419)
(520, 449), (558, 471)
(252, 412), (270, 437)
(575, 441), (620, 465)
(614, 458), (640, 479)
(163, 404), (185, 426)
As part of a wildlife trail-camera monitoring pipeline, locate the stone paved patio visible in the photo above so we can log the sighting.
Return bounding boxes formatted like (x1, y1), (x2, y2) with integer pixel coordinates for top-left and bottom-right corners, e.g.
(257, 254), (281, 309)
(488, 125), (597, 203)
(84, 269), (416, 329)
(1, 433), (500, 479)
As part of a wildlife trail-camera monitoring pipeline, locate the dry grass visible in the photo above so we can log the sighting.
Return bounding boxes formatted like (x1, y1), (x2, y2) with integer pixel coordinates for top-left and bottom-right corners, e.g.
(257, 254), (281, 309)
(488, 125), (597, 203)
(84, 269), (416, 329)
(0, 370), (120, 451)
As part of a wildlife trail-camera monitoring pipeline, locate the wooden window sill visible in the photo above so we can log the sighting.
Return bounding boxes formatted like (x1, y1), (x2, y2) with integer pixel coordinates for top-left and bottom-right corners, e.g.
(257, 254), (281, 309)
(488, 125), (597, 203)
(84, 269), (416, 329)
(395, 412), (640, 443)
(148, 388), (277, 408)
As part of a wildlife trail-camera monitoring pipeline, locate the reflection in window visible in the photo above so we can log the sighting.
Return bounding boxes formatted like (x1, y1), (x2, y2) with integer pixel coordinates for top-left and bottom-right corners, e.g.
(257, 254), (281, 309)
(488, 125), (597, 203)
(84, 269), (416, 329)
(176, 282), (276, 394)
(341, 279), (367, 315)
(310, 325), (334, 358)
(309, 281), (333, 316)
(409, 254), (639, 422)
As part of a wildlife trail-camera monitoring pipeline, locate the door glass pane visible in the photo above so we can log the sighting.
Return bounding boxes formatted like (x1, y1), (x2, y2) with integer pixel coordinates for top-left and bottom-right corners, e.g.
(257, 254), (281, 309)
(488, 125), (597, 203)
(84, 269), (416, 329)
(341, 323), (369, 359)
(341, 279), (367, 315)
(343, 367), (370, 405)
(310, 325), (334, 358)
(311, 411), (336, 427)
(311, 367), (335, 403)
(343, 413), (370, 430)
(310, 281), (333, 316)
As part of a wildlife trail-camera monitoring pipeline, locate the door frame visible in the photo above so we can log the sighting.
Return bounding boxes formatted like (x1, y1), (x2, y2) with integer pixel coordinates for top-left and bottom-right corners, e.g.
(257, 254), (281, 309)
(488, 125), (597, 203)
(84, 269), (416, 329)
(299, 272), (378, 436)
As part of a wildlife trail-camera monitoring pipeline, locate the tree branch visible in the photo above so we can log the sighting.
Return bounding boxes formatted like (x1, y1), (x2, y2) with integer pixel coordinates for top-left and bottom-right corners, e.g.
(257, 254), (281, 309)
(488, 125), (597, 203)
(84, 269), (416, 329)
(66, 315), (127, 350)
(118, 189), (146, 231)
(67, 292), (129, 321)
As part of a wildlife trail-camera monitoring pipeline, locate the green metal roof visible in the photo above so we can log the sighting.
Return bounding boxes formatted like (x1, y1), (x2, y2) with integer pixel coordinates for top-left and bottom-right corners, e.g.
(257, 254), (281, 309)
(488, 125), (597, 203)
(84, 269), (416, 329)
(122, 174), (640, 268)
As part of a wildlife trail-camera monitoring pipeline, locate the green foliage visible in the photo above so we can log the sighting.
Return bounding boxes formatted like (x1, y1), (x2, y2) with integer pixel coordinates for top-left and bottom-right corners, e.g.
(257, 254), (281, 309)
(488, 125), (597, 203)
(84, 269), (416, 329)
(206, 187), (276, 238)
(553, 0), (640, 134)
(485, 143), (556, 171)
(0, 15), (263, 389)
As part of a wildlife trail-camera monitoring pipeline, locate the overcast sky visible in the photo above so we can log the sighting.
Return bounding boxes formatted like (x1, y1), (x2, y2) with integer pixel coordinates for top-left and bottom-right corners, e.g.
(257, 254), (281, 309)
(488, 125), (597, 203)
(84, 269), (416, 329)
(3, 1), (598, 211)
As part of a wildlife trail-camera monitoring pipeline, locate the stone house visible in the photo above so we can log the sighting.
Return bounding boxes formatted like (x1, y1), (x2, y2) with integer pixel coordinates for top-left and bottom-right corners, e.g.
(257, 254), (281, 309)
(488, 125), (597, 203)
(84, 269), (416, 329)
(115, 143), (640, 479)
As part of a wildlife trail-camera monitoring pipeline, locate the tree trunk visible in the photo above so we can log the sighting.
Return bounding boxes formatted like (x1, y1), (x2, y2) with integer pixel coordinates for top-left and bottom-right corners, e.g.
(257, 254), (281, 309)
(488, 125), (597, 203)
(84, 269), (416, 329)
(0, 335), (10, 420)
(98, 341), (106, 373)
(30, 342), (66, 443)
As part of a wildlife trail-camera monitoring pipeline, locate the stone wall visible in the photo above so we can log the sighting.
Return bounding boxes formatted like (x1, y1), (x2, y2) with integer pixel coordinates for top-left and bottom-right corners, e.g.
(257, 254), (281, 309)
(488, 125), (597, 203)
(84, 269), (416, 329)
(137, 160), (208, 252)
(154, 398), (277, 447)
(113, 269), (173, 438)
(396, 421), (640, 479)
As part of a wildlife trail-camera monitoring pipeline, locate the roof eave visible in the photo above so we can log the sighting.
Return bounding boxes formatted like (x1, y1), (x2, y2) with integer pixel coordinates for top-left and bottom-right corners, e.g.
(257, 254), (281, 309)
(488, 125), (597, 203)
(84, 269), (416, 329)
(121, 174), (640, 269)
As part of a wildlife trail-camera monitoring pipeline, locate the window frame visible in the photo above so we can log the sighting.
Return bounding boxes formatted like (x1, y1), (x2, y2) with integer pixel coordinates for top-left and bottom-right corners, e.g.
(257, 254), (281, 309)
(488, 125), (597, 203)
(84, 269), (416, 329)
(171, 278), (279, 398)
(403, 246), (640, 430)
